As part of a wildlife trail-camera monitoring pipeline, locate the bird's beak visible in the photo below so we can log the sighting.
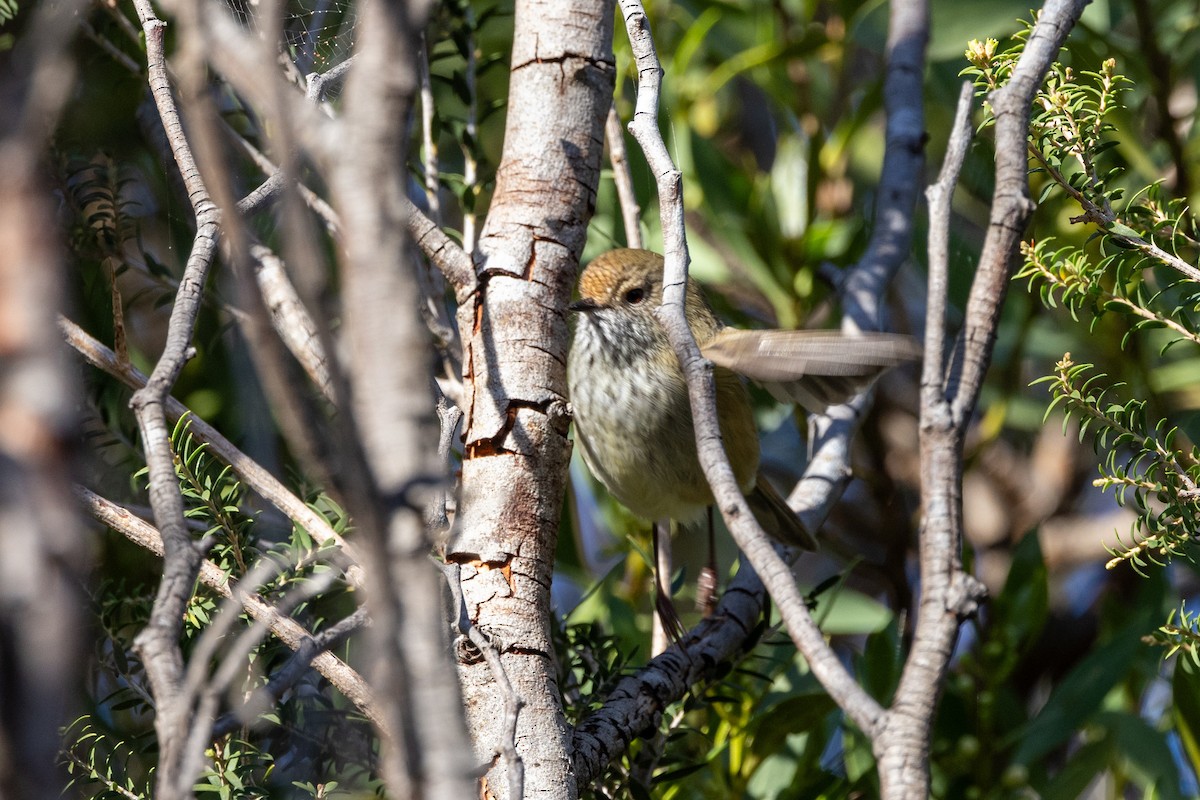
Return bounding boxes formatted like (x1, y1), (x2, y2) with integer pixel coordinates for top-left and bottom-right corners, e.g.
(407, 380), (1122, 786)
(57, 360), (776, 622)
(569, 297), (601, 313)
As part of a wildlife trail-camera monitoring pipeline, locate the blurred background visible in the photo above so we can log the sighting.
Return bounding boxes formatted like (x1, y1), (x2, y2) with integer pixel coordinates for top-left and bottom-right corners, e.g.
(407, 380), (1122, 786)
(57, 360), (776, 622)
(27, 0), (1200, 796)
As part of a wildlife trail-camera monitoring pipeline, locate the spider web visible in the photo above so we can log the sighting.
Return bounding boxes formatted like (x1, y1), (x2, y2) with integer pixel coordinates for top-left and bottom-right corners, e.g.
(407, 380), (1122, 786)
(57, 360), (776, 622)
(280, 0), (357, 75)
(224, 0), (358, 77)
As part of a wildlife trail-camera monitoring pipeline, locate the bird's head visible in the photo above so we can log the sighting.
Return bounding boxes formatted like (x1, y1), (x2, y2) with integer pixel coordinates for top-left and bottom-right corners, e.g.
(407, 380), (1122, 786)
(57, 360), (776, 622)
(570, 248), (664, 316)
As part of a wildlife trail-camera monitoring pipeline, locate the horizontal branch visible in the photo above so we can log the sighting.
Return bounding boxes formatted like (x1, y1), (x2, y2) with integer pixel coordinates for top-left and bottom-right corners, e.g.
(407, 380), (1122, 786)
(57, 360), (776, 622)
(77, 485), (382, 731)
(59, 317), (365, 586)
(402, 196), (476, 297)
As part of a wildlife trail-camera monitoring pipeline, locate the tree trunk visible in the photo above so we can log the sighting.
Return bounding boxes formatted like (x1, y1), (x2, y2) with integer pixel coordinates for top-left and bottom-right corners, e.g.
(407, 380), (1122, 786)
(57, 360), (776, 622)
(447, 1), (615, 798)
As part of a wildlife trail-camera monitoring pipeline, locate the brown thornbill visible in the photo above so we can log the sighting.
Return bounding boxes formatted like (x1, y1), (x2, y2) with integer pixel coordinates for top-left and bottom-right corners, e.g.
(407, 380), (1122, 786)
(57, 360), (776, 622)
(567, 248), (921, 548)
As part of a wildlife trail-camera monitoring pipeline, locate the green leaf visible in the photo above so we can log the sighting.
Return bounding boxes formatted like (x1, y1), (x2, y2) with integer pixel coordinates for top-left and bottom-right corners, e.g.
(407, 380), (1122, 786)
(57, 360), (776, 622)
(1108, 222), (1143, 240)
(1173, 661), (1200, 779)
(1039, 740), (1110, 800)
(1007, 613), (1154, 766)
(857, 621), (902, 706)
(1099, 710), (1184, 800)
(748, 693), (837, 760)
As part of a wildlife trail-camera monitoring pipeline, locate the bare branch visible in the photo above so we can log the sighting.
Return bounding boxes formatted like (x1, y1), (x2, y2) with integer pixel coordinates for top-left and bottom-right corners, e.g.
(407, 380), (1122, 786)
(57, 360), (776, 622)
(80, 17), (142, 74)
(458, 3), (481, 255)
(0, 1), (90, 795)
(605, 104), (643, 249)
(78, 486), (381, 730)
(249, 244), (336, 401)
(431, 396), (464, 538)
(842, 0), (930, 330)
(418, 35), (442, 225)
(792, 0), (934, 542)
(59, 317), (364, 583)
(326, 0), (477, 795)
(126, 4), (224, 795)
(616, 0), (885, 738)
(950, 0), (1090, 423)
(404, 195), (477, 296)
(226, 122), (342, 237)
(882, 4), (1090, 798)
(305, 54), (356, 105)
(867, 76), (978, 800)
(923, 82), (976, 394)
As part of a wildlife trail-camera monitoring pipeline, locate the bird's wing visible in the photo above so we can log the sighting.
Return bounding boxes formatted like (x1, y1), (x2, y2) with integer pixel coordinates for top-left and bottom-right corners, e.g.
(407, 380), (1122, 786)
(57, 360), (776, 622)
(701, 329), (922, 411)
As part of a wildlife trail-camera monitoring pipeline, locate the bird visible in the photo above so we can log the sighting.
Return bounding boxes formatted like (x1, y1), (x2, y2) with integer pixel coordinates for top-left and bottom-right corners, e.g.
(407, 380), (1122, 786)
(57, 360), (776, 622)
(567, 248), (921, 550)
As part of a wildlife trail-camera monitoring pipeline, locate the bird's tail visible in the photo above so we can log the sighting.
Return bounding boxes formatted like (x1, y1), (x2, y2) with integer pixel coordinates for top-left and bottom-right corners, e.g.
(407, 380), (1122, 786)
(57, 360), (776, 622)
(746, 473), (816, 550)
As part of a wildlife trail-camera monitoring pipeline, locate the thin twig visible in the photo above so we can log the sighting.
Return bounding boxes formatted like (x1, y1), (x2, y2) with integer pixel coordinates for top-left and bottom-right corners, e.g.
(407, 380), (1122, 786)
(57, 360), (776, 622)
(605, 103), (642, 249)
(249, 244), (336, 400)
(404, 195), (477, 296)
(924, 82), (976, 396)
(305, 54), (356, 104)
(431, 396), (463, 539)
(459, 4), (480, 254)
(236, 169), (287, 216)
(80, 17), (142, 74)
(77, 486), (381, 730)
(443, 563), (525, 800)
(127, 4), (223, 795)
(615, 0), (885, 738)
(418, 34), (441, 225)
(59, 317), (364, 583)
(224, 120), (341, 236)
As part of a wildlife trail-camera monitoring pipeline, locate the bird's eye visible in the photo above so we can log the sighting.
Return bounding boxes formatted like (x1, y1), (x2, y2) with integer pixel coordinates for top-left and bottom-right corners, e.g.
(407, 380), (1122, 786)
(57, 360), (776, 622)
(624, 287), (645, 305)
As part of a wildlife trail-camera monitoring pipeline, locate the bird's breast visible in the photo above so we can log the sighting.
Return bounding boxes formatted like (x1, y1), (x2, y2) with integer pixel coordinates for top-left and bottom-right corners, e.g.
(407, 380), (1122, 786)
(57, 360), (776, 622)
(568, 316), (757, 524)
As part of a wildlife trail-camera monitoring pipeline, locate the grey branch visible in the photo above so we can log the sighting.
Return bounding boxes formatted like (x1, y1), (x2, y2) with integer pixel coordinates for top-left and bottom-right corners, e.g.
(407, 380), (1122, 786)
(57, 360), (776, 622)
(923, 82), (976, 394)
(878, 3), (1090, 798)
(616, 0), (885, 740)
(77, 487), (381, 730)
(0, 1), (91, 795)
(128, 3), (224, 795)
(249, 244), (336, 401)
(59, 317), (365, 584)
(606, 104), (643, 249)
(843, 0), (930, 331)
(328, 0), (477, 795)
(403, 195), (477, 296)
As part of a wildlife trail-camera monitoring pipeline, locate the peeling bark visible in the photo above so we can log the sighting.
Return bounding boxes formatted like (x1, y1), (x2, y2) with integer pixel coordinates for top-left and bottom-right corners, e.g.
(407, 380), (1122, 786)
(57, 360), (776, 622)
(447, 1), (615, 797)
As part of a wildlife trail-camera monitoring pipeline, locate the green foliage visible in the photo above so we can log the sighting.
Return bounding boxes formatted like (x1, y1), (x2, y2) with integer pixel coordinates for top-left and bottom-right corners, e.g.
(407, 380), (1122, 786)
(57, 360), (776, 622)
(53, 0), (1200, 797)
(170, 414), (257, 573)
(1147, 605), (1200, 667)
(1034, 357), (1200, 571)
(62, 715), (153, 800)
(66, 411), (373, 797)
(968, 11), (1200, 798)
(196, 737), (273, 800)
(972, 26), (1200, 578)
